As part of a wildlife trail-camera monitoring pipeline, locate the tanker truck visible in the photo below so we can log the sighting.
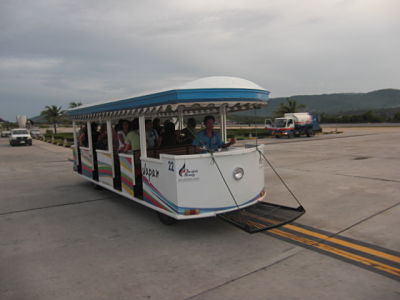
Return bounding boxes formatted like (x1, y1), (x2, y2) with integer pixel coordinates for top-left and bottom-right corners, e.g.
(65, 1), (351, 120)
(16, 115), (27, 128)
(266, 112), (320, 138)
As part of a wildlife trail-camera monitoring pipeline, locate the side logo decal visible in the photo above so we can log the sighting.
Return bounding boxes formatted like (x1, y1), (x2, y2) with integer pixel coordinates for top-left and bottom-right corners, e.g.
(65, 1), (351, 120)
(178, 163), (198, 178)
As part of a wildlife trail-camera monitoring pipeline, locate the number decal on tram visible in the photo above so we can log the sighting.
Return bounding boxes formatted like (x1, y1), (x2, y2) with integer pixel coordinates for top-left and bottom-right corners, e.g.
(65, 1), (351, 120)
(168, 161), (174, 172)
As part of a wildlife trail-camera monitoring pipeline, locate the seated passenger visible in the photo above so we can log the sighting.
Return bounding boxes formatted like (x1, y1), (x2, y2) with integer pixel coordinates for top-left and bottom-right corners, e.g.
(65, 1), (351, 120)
(126, 118), (142, 198)
(117, 120), (130, 153)
(153, 118), (163, 136)
(78, 123), (100, 148)
(192, 115), (235, 152)
(161, 121), (177, 147)
(96, 124), (108, 150)
(181, 118), (196, 144)
(78, 125), (88, 147)
(145, 119), (160, 149)
(111, 126), (119, 152)
(126, 118), (140, 151)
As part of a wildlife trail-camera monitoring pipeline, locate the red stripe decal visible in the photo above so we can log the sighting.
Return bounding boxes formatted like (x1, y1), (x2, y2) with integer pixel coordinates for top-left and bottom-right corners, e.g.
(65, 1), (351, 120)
(99, 169), (113, 175)
(143, 191), (166, 210)
(82, 164), (92, 172)
(121, 176), (133, 186)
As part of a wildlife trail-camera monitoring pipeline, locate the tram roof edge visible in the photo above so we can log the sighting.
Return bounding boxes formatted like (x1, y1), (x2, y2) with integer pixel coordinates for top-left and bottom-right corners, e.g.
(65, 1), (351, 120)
(66, 77), (270, 120)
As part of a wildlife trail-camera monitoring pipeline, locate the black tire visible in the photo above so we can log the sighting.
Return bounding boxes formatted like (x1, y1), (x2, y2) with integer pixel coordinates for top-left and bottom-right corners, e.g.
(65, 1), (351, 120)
(275, 135), (280, 139)
(306, 129), (313, 137)
(288, 132), (294, 139)
(158, 212), (177, 225)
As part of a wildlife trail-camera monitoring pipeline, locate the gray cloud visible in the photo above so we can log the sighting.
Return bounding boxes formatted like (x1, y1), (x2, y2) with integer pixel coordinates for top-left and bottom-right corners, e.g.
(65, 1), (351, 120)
(0, 0), (399, 120)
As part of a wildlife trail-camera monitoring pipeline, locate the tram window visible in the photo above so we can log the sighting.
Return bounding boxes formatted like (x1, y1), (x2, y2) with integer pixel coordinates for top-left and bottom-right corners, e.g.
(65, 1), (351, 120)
(126, 119), (140, 151)
(153, 118), (162, 136)
(96, 123), (108, 151)
(89, 123), (100, 148)
(161, 120), (177, 147)
(145, 119), (160, 149)
(78, 124), (88, 147)
(181, 118), (197, 144)
(116, 119), (131, 153)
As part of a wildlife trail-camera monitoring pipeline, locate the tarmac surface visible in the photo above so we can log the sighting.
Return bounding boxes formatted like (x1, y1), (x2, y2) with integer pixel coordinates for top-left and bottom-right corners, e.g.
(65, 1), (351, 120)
(0, 127), (399, 300)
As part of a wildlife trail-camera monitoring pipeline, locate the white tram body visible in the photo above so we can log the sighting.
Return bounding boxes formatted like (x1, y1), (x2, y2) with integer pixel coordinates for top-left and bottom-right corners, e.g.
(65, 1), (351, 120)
(141, 148), (265, 218)
(67, 77), (304, 229)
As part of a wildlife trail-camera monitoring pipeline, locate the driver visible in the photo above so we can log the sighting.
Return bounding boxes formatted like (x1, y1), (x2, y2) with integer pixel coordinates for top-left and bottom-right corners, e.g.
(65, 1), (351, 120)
(192, 115), (235, 152)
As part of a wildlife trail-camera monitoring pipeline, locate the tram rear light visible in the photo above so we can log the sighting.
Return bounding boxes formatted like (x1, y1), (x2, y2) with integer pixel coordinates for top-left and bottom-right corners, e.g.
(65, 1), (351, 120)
(184, 209), (200, 215)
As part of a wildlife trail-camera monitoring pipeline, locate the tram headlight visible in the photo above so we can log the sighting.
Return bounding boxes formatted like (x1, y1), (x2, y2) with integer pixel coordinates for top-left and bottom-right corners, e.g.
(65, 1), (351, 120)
(233, 167), (244, 180)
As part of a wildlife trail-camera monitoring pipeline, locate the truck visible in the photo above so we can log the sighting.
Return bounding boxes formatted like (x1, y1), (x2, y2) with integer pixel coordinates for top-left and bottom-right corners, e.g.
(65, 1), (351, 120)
(16, 115), (27, 128)
(9, 128), (33, 146)
(266, 112), (321, 138)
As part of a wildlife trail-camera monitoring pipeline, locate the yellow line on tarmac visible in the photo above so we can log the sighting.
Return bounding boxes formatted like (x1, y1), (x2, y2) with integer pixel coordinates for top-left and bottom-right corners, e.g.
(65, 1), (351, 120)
(242, 211), (400, 266)
(270, 228), (400, 277)
(283, 224), (400, 264)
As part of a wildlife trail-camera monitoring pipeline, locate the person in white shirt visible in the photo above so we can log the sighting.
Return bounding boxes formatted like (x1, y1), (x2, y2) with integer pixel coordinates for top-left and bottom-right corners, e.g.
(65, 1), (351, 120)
(117, 120), (130, 152)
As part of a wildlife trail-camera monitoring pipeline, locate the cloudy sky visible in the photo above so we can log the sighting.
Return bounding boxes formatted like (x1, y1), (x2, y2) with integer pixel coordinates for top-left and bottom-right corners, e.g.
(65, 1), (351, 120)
(1, 0), (399, 120)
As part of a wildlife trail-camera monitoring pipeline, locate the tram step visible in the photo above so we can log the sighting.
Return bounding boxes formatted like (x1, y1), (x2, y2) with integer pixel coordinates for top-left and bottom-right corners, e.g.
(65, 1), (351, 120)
(218, 202), (305, 234)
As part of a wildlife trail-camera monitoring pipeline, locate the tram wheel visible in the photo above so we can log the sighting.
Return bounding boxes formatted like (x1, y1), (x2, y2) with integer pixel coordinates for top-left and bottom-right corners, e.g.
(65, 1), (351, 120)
(158, 212), (177, 225)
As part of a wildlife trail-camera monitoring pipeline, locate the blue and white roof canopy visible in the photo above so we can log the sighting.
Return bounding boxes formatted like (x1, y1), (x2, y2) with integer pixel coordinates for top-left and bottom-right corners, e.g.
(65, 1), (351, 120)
(66, 76), (269, 121)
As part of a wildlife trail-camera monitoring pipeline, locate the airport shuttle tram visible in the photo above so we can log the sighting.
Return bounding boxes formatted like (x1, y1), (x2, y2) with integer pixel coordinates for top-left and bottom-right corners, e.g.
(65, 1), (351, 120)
(67, 77), (304, 233)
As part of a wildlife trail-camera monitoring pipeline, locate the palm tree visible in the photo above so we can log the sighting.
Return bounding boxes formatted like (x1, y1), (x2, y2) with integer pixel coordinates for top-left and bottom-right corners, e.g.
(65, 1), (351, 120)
(41, 105), (64, 134)
(69, 101), (82, 108)
(274, 98), (306, 117)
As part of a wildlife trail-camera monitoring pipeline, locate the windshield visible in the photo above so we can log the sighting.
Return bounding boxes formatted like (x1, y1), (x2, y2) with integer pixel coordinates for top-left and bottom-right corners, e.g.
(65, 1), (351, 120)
(274, 119), (287, 127)
(13, 130), (28, 135)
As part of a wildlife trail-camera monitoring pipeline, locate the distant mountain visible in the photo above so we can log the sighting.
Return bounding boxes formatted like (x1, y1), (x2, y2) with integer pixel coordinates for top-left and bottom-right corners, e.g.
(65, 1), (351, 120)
(237, 88), (400, 117)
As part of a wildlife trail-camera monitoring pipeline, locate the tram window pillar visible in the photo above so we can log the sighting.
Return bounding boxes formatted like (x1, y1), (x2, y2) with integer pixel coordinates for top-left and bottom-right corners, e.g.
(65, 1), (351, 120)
(138, 116), (147, 158)
(178, 106), (184, 133)
(106, 120), (113, 152)
(106, 120), (115, 175)
(219, 105), (227, 142)
(87, 121), (93, 150)
(72, 121), (78, 147)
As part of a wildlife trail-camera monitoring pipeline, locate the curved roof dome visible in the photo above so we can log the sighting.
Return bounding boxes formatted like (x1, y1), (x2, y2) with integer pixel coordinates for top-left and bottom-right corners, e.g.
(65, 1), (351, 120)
(179, 76), (265, 90)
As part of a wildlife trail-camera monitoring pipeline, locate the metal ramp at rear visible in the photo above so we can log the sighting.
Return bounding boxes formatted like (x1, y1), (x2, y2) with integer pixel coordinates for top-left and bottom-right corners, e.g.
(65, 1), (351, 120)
(218, 202), (305, 234)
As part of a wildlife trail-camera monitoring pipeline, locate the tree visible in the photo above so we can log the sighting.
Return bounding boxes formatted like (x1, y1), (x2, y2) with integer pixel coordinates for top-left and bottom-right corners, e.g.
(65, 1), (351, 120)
(394, 112), (400, 122)
(274, 98), (306, 117)
(362, 111), (382, 123)
(41, 105), (64, 134)
(69, 101), (82, 108)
